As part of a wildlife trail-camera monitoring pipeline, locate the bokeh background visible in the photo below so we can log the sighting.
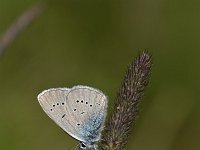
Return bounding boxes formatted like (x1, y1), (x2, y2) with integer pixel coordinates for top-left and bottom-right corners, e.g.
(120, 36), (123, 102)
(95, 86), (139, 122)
(0, 0), (200, 150)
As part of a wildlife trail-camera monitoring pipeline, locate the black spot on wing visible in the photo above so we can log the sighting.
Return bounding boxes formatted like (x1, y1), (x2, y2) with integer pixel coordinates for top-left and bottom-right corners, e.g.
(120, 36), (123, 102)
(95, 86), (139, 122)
(62, 114), (66, 118)
(80, 112), (85, 114)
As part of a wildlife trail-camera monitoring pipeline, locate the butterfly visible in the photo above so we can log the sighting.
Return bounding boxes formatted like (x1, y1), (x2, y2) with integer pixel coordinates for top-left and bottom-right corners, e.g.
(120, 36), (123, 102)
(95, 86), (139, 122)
(37, 85), (107, 149)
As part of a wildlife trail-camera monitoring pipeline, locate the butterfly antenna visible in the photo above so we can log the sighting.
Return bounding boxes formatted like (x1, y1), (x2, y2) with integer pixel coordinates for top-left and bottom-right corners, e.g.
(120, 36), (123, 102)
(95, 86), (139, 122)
(67, 143), (79, 150)
(75, 143), (80, 150)
(94, 144), (98, 150)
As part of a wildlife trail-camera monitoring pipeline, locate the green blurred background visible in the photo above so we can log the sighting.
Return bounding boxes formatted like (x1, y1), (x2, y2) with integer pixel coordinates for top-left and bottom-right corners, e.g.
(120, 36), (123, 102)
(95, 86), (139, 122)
(0, 0), (200, 150)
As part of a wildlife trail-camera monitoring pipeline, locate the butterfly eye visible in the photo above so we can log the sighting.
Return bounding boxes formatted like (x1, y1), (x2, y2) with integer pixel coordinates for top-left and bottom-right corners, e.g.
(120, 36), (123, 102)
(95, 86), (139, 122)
(80, 143), (86, 149)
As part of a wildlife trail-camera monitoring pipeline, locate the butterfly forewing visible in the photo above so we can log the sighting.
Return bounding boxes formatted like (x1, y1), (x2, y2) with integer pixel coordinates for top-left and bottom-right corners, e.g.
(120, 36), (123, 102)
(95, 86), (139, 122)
(37, 88), (83, 141)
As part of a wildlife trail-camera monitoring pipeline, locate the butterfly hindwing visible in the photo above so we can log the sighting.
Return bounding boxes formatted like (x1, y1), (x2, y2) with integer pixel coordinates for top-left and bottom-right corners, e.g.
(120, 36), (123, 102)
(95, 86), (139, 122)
(65, 86), (107, 143)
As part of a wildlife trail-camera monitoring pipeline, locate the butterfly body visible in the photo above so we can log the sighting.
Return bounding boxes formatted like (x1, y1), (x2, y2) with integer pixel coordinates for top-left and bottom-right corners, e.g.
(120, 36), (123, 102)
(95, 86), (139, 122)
(37, 85), (107, 149)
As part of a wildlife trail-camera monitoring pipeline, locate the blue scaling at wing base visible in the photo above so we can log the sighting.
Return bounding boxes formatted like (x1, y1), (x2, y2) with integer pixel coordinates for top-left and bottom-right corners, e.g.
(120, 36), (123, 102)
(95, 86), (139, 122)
(79, 112), (104, 145)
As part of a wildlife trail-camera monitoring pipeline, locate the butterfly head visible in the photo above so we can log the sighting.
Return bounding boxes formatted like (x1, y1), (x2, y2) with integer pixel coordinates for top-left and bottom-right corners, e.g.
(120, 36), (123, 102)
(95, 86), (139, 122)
(79, 142), (87, 149)
(79, 141), (97, 149)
